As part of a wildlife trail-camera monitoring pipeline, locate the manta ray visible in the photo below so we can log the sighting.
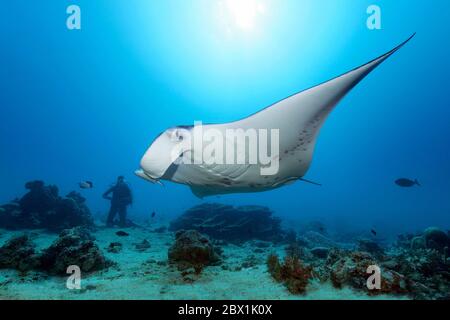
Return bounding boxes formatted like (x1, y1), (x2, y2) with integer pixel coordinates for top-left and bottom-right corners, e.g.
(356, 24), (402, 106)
(136, 34), (415, 198)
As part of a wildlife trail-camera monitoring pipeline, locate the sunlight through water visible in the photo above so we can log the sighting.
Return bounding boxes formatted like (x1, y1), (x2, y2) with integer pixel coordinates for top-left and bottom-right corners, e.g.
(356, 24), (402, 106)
(218, 0), (268, 34)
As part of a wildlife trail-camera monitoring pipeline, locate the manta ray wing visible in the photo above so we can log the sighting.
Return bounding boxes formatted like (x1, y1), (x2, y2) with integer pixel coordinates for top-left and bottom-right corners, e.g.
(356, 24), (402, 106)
(230, 34), (415, 179)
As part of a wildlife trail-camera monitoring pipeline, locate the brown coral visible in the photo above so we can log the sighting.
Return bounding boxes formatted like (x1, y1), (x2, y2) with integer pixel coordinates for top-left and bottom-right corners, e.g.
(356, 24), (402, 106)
(168, 230), (221, 275)
(267, 254), (312, 294)
(267, 254), (282, 281)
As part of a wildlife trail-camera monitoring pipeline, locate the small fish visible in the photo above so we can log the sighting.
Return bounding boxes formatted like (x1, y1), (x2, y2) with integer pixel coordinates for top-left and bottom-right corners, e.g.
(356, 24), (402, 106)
(371, 229), (377, 236)
(116, 231), (129, 237)
(151, 211), (156, 218)
(79, 181), (94, 189)
(395, 178), (420, 187)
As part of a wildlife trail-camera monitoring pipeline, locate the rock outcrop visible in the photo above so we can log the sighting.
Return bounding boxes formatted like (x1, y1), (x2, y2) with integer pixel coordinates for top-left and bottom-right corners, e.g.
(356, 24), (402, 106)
(310, 247), (330, 259)
(0, 227), (110, 276)
(39, 227), (111, 275)
(398, 227), (449, 254)
(168, 230), (221, 274)
(357, 239), (385, 258)
(323, 249), (410, 296)
(0, 181), (94, 231)
(314, 230), (450, 300)
(422, 227), (449, 253)
(0, 234), (40, 272)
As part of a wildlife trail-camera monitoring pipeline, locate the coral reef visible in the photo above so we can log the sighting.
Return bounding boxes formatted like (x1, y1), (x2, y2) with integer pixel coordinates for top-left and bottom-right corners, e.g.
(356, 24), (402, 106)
(267, 253), (312, 294)
(322, 249), (410, 296)
(310, 247), (330, 259)
(312, 227), (450, 299)
(1, 191), (448, 300)
(400, 227), (449, 253)
(410, 236), (427, 250)
(283, 228), (343, 263)
(20, 181), (59, 217)
(422, 227), (449, 253)
(396, 233), (415, 249)
(263, 225), (449, 299)
(325, 249), (376, 289)
(357, 239), (385, 258)
(0, 227), (111, 276)
(298, 231), (339, 249)
(168, 230), (221, 275)
(382, 247), (449, 299)
(39, 227), (112, 275)
(285, 241), (307, 259)
(0, 234), (40, 272)
(0, 181), (94, 231)
(51, 191), (94, 231)
(169, 203), (286, 243)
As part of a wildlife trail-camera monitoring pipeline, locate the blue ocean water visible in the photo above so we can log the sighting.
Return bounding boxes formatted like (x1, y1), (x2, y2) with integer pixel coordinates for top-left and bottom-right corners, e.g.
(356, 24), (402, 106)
(1, 0), (449, 235)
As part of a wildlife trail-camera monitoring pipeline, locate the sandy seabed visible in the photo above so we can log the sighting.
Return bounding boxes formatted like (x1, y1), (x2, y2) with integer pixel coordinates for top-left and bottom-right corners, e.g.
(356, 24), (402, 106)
(0, 224), (406, 300)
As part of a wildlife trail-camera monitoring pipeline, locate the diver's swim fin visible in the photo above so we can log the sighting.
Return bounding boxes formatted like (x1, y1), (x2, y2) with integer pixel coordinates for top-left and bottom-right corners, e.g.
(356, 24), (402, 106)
(300, 178), (322, 186)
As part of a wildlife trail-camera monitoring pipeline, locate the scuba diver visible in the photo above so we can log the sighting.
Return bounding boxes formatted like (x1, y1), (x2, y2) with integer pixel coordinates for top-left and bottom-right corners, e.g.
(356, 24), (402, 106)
(103, 176), (133, 227)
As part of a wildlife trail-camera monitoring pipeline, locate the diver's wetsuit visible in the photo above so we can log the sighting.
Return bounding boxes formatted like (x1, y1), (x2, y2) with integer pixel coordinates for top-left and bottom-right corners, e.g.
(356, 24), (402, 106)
(103, 181), (132, 227)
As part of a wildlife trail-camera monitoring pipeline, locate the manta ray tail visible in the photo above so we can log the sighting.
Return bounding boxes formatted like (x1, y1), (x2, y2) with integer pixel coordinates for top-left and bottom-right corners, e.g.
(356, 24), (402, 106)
(300, 178), (322, 186)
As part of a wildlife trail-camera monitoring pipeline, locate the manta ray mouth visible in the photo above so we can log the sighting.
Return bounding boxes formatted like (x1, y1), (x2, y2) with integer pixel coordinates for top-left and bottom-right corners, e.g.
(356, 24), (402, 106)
(134, 169), (164, 186)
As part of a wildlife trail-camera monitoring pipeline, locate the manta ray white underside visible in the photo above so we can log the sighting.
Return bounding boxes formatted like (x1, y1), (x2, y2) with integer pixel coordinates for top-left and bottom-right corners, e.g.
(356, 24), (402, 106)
(136, 34), (415, 198)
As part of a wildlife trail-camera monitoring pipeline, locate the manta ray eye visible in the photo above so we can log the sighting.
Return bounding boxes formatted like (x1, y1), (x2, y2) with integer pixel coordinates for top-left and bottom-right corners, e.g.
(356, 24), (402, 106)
(170, 129), (184, 142)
